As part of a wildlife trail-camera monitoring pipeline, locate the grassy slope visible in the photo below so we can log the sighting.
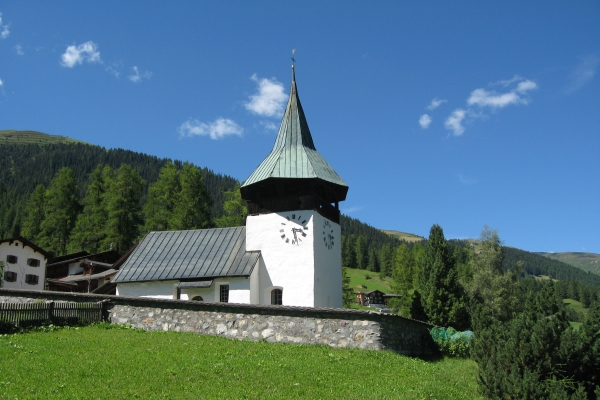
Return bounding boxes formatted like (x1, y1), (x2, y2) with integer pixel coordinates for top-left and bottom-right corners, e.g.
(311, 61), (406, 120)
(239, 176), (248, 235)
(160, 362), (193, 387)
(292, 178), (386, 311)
(0, 325), (481, 399)
(346, 268), (394, 293)
(381, 229), (425, 243)
(0, 130), (88, 146)
(536, 252), (600, 275)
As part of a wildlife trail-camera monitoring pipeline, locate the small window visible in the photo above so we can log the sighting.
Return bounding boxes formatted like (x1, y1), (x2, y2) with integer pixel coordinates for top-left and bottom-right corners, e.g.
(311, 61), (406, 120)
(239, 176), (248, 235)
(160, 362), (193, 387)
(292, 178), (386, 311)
(219, 285), (229, 303)
(6, 255), (17, 264)
(4, 271), (17, 282)
(25, 274), (39, 285)
(190, 296), (204, 301)
(27, 258), (40, 267)
(271, 289), (283, 305)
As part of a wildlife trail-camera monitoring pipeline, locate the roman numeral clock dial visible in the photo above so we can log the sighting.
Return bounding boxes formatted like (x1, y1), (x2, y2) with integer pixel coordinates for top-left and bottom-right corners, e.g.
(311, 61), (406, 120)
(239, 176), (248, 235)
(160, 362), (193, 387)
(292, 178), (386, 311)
(279, 214), (309, 245)
(323, 220), (335, 250)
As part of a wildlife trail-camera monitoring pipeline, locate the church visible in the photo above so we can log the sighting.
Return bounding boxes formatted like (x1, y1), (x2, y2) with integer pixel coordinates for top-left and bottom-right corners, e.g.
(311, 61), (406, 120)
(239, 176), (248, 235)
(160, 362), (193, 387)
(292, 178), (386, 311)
(112, 66), (349, 308)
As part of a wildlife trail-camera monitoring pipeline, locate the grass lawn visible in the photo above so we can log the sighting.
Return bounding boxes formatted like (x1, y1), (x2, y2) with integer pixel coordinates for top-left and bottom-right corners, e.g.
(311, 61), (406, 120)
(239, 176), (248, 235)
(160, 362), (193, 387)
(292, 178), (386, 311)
(346, 268), (394, 293)
(0, 324), (481, 399)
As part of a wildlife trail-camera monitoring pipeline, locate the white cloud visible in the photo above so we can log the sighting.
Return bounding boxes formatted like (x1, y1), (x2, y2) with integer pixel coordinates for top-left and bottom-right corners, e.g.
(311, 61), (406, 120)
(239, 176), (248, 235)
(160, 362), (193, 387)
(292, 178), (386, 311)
(0, 13), (9, 39)
(128, 66), (152, 83)
(14, 44), (23, 55)
(178, 118), (243, 140)
(467, 77), (537, 109)
(260, 120), (279, 131)
(419, 114), (432, 129)
(566, 55), (599, 93)
(445, 109), (466, 136)
(60, 41), (101, 68)
(245, 74), (287, 117)
(105, 62), (122, 78)
(0, 78), (3, 87)
(341, 206), (362, 214)
(427, 98), (447, 110)
(458, 174), (477, 185)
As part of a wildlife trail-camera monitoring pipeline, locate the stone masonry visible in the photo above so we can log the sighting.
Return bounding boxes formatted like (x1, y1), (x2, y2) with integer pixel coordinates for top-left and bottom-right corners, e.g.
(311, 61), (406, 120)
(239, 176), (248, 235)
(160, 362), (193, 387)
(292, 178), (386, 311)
(0, 288), (436, 356)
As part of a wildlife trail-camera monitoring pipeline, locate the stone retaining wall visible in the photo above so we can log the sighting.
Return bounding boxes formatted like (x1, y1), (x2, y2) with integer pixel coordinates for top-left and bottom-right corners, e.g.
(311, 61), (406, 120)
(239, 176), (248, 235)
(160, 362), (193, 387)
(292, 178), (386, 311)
(0, 288), (436, 355)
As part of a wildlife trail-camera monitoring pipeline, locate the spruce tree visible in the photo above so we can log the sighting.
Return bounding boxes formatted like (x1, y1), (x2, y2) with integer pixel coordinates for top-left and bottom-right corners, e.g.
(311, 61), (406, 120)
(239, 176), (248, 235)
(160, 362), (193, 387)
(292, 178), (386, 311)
(342, 267), (355, 308)
(366, 248), (379, 272)
(355, 235), (368, 270)
(143, 161), (180, 232)
(342, 234), (357, 269)
(171, 162), (213, 230)
(391, 243), (415, 317)
(103, 164), (144, 252)
(37, 168), (81, 255)
(215, 183), (247, 228)
(68, 165), (113, 253)
(20, 184), (46, 240)
(420, 224), (468, 329)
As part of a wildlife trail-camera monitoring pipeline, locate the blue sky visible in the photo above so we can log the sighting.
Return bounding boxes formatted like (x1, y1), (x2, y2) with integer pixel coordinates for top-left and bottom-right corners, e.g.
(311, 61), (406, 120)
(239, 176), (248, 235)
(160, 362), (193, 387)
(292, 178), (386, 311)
(1, 1), (599, 253)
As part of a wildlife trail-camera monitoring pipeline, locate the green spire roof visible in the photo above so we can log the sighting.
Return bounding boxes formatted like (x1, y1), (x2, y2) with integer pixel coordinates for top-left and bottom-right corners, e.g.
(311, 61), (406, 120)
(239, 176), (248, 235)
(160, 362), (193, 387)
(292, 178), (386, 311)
(242, 70), (348, 192)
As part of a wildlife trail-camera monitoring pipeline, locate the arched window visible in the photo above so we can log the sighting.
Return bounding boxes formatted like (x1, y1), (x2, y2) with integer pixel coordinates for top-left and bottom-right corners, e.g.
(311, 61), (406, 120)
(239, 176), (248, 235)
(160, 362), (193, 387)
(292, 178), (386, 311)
(271, 288), (283, 305)
(190, 296), (203, 301)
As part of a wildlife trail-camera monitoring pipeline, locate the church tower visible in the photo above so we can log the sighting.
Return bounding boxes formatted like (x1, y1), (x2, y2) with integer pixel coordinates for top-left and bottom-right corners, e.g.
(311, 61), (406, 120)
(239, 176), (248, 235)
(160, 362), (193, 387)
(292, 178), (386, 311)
(242, 66), (348, 308)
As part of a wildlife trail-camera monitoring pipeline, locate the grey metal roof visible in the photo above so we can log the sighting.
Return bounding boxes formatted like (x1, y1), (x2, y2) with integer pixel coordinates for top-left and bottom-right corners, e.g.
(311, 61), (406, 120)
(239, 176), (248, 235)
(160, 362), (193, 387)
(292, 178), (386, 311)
(178, 281), (212, 289)
(112, 227), (259, 283)
(58, 269), (119, 282)
(242, 70), (348, 189)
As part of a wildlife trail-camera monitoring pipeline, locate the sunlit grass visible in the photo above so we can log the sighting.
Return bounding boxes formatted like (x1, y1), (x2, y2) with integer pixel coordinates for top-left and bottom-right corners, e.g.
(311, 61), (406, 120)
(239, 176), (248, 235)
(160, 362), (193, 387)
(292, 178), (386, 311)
(0, 324), (481, 399)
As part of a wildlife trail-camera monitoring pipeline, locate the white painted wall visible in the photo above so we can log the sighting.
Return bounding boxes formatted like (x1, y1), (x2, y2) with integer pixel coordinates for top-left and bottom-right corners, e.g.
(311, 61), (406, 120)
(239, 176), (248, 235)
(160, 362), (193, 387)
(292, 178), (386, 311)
(246, 210), (343, 308)
(68, 262), (84, 276)
(117, 276), (253, 304)
(116, 280), (176, 299)
(0, 240), (48, 291)
(312, 213), (342, 308)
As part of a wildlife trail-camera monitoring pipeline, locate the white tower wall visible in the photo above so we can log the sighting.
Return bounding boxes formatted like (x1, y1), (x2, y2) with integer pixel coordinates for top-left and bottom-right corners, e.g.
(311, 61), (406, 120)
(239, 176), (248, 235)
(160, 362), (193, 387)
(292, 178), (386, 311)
(246, 210), (342, 308)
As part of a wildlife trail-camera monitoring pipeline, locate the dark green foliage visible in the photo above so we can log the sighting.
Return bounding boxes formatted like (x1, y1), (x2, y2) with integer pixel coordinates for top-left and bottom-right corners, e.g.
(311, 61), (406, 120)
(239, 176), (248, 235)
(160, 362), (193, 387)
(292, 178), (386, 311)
(103, 164), (145, 252)
(379, 243), (395, 278)
(342, 234), (357, 269)
(472, 283), (600, 399)
(342, 267), (354, 308)
(0, 143), (239, 240)
(20, 184), (46, 240)
(170, 162), (213, 230)
(503, 246), (600, 289)
(36, 168), (81, 255)
(68, 165), (113, 253)
(143, 161), (180, 232)
(366, 248), (379, 272)
(215, 183), (247, 228)
(420, 225), (468, 329)
(355, 235), (368, 270)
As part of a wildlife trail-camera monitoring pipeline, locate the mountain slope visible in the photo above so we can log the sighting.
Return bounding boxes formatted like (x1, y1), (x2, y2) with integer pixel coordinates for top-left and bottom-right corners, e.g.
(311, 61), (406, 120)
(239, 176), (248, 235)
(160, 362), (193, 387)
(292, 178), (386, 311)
(0, 130), (88, 146)
(535, 252), (600, 276)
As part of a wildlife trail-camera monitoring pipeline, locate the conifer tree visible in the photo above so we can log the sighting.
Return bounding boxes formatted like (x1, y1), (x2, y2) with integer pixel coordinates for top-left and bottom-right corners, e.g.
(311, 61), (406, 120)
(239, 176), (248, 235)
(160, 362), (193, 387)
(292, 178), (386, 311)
(366, 248), (379, 272)
(379, 243), (395, 277)
(215, 183), (247, 228)
(171, 162), (213, 230)
(420, 224), (468, 328)
(342, 234), (357, 269)
(342, 267), (355, 308)
(143, 161), (180, 232)
(355, 235), (368, 270)
(21, 184), (46, 240)
(103, 164), (144, 252)
(37, 168), (81, 255)
(68, 165), (114, 253)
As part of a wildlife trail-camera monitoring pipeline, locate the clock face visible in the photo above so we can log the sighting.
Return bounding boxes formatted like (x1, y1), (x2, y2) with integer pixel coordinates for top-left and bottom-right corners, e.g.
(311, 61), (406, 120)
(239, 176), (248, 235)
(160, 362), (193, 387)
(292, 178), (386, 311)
(279, 213), (309, 245)
(323, 220), (335, 250)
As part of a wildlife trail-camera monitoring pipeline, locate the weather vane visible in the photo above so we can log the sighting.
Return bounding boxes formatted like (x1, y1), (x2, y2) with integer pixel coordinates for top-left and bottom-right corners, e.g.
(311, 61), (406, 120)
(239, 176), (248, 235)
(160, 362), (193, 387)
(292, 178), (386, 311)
(291, 48), (296, 69)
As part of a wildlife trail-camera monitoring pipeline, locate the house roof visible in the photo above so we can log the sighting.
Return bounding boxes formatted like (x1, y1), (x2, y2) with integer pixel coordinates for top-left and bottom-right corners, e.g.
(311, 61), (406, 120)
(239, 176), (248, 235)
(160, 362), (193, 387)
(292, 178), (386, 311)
(47, 250), (120, 267)
(241, 69), (348, 195)
(112, 226), (260, 283)
(54, 268), (119, 283)
(0, 236), (52, 258)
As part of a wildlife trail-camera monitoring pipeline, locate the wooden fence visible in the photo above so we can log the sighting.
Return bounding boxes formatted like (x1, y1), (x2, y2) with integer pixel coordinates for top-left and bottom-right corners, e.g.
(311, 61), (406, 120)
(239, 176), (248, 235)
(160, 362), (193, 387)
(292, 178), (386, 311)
(0, 302), (104, 329)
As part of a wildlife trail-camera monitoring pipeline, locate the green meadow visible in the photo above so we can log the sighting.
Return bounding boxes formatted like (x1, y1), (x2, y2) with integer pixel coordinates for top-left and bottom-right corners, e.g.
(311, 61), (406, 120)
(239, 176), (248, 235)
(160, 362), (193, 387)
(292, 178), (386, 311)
(0, 324), (480, 399)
